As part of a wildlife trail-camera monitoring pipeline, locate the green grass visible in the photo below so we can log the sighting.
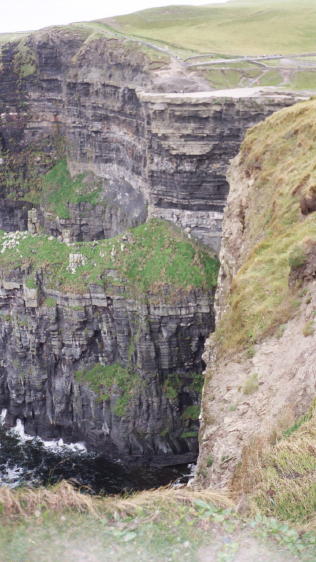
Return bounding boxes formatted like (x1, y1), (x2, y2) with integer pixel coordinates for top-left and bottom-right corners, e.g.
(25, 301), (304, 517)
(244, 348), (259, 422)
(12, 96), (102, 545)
(111, 0), (316, 56)
(24, 160), (103, 219)
(163, 372), (204, 402)
(12, 39), (37, 78)
(75, 363), (140, 416)
(216, 98), (316, 352)
(0, 219), (219, 297)
(0, 31), (29, 44)
(290, 70), (316, 90)
(42, 296), (57, 308)
(69, 21), (171, 67)
(182, 405), (200, 421)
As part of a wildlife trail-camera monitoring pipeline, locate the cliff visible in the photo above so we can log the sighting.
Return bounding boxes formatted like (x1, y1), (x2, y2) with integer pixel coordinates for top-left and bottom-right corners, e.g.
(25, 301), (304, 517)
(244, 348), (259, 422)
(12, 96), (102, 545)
(195, 99), (316, 521)
(0, 219), (218, 463)
(0, 26), (308, 464)
(0, 30), (304, 251)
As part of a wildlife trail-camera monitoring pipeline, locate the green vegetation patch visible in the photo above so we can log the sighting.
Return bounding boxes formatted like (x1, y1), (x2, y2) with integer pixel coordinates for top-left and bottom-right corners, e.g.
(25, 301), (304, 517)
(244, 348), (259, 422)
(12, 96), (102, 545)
(2, 220), (217, 296)
(290, 70), (316, 91)
(75, 362), (140, 416)
(216, 99), (316, 352)
(42, 296), (57, 308)
(181, 405), (200, 421)
(114, 0), (316, 56)
(242, 373), (259, 395)
(163, 372), (204, 402)
(25, 160), (103, 219)
(13, 39), (37, 78)
(0, 219), (218, 296)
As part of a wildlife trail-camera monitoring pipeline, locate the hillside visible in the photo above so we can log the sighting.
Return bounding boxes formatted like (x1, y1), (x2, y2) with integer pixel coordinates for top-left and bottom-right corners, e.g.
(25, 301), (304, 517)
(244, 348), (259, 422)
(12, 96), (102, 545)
(102, 0), (316, 90)
(2, 1), (316, 91)
(196, 97), (316, 528)
(110, 0), (316, 56)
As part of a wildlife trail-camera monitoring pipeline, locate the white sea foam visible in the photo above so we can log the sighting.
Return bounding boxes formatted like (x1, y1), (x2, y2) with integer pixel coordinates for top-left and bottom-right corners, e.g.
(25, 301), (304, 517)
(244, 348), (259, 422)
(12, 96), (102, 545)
(0, 465), (24, 488)
(0, 418), (88, 487)
(0, 409), (7, 424)
(9, 419), (87, 453)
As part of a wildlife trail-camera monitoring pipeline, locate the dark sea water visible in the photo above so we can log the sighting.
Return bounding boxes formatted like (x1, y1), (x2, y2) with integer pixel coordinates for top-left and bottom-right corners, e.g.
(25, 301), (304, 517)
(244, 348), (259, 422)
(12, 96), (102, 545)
(0, 412), (193, 494)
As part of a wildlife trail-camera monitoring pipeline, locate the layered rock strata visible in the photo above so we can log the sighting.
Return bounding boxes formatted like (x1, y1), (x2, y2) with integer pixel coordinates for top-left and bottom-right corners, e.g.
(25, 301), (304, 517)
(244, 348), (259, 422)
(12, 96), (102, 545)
(0, 30), (306, 250)
(0, 27), (309, 465)
(0, 221), (217, 463)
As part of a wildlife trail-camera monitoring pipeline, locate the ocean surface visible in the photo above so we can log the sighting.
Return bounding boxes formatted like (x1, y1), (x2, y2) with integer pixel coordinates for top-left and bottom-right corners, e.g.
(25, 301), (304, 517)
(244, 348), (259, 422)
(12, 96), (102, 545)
(0, 410), (194, 494)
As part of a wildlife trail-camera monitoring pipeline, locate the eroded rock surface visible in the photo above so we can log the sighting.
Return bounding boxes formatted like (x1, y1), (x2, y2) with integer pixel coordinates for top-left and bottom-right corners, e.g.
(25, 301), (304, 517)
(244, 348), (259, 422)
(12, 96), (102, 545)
(0, 30), (305, 250)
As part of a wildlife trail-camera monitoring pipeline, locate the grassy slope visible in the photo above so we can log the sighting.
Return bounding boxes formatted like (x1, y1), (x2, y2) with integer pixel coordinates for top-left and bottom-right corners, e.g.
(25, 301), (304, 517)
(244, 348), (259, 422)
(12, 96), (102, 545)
(24, 160), (103, 219)
(0, 31), (29, 44)
(3, 1), (316, 89)
(210, 97), (316, 527)
(113, 0), (316, 56)
(0, 219), (218, 296)
(2, 1), (316, 57)
(252, 402), (316, 524)
(216, 98), (316, 352)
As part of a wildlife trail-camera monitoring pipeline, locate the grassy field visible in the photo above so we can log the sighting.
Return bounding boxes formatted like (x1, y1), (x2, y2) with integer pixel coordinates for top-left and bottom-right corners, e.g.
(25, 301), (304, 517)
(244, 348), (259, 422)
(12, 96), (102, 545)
(3, 1), (316, 89)
(110, 0), (316, 56)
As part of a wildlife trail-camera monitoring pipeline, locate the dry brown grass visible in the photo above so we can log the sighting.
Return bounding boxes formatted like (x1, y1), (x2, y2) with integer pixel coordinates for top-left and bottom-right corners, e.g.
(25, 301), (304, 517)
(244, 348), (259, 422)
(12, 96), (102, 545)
(0, 481), (233, 521)
(245, 405), (316, 525)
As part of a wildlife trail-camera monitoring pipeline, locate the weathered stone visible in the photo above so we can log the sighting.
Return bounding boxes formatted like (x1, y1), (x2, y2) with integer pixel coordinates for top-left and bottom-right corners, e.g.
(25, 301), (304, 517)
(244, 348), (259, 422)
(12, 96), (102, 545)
(0, 31), (306, 250)
(0, 277), (214, 463)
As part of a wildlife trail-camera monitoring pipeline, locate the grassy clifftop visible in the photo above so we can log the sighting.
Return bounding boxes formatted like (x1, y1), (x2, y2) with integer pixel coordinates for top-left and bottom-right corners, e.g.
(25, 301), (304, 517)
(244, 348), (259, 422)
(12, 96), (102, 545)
(0, 483), (315, 560)
(0, 219), (219, 296)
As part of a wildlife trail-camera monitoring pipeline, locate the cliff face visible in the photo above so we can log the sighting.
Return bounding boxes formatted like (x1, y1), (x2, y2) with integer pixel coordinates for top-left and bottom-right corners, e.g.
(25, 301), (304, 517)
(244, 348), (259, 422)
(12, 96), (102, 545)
(0, 220), (217, 463)
(0, 30), (304, 250)
(0, 282), (212, 463)
(0, 27), (308, 464)
(195, 99), (316, 490)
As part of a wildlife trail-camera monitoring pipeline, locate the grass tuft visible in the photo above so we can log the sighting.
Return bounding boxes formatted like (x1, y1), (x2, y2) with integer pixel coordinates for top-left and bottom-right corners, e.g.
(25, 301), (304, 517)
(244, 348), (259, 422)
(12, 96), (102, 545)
(0, 481), (232, 521)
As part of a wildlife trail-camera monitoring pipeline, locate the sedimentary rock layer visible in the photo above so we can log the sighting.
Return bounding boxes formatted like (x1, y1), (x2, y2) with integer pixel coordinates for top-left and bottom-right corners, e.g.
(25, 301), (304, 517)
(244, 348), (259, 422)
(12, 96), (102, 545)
(0, 30), (305, 250)
(0, 221), (217, 462)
